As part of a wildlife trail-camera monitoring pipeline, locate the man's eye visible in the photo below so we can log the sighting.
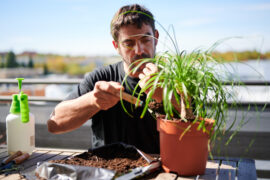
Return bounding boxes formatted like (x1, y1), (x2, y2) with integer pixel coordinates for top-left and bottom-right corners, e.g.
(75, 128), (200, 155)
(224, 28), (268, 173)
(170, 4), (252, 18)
(142, 38), (151, 43)
(123, 42), (134, 48)
(143, 40), (150, 43)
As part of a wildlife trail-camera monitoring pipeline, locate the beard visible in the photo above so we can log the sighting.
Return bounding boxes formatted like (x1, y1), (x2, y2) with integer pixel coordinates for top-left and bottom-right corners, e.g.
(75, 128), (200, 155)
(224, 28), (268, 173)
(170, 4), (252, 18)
(124, 53), (151, 74)
(132, 53), (150, 61)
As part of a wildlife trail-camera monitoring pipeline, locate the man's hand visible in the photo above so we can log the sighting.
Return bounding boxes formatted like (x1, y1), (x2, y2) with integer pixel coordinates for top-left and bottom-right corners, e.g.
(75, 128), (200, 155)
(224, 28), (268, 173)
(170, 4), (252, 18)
(91, 81), (124, 110)
(138, 63), (163, 103)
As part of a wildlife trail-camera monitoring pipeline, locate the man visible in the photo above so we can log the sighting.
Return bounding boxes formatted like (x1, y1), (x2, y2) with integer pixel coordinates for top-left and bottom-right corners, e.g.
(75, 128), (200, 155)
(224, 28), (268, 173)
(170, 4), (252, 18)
(47, 4), (161, 153)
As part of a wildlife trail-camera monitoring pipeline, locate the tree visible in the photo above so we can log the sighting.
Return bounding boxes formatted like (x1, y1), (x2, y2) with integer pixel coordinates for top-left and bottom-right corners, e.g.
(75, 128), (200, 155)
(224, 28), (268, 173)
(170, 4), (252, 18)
(0, 54), (5, 68)
(47, 56), (66, 73)
(28, 57), (34, 68)
(6, 51), (18, 68)
(43, 63), (49, 75)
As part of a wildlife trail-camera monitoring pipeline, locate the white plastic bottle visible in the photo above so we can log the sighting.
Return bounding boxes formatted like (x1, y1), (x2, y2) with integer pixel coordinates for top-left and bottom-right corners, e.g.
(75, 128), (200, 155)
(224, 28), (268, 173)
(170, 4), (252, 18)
(6, 78), (35, 155)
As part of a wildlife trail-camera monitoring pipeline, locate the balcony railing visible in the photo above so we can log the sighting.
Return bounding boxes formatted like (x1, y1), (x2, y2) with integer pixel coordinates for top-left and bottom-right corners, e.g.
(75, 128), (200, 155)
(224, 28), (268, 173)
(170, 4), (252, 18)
(0, 78), (269, 105)
(0, 78), (81, 102)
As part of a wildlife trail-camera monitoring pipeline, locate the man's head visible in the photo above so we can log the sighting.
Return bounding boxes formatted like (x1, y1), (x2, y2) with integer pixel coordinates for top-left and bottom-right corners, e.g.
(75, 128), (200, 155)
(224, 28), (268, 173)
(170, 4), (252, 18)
(111, 4), (159, 77)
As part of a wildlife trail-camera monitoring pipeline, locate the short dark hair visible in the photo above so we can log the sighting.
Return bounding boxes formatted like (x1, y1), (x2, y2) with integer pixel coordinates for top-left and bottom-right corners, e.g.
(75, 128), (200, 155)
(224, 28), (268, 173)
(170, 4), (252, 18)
(110, 4), (155, 42)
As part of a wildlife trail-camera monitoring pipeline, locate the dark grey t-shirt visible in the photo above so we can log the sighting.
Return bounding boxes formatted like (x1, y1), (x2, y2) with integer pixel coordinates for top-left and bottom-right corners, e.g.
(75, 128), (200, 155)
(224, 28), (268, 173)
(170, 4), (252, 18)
(65, 61), (159, 153)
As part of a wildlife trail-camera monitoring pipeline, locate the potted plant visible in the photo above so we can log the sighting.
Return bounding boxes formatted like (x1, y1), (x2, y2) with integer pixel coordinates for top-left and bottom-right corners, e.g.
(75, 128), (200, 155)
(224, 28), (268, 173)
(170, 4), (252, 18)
(121, 35), (237, 176)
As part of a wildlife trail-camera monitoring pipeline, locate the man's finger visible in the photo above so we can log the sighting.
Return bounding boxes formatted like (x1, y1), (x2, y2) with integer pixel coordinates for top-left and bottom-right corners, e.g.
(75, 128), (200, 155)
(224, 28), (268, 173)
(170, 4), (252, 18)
(138, 73), (150, 89)
(138, 73), (146, 80)
(95, 81), (123, 93)
(96, 93), (119, 102)
(108, 81), (124, 94)
(108, 81), (122, 87)
(145, 63), (158, 72)
(142, 67), (152, 75)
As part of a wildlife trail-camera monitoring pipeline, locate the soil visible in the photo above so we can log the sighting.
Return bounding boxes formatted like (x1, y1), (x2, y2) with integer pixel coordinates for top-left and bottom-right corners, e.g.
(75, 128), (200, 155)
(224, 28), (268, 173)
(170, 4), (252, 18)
(148, 100), (181, 120)
(50, 144), (150, 176)
(148, 101), (165, 115)
(148, 99), (196, 121)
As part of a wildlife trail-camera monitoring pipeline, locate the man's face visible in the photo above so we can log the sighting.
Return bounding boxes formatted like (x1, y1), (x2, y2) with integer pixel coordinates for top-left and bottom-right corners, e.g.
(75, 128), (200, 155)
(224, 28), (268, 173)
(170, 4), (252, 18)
(113, 23), (159, 77)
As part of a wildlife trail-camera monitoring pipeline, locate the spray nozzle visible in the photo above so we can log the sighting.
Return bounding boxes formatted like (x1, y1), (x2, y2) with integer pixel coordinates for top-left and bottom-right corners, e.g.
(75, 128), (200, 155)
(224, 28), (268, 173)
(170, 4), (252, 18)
(16, 78), (24, 93)
(10, 78), (29, 123)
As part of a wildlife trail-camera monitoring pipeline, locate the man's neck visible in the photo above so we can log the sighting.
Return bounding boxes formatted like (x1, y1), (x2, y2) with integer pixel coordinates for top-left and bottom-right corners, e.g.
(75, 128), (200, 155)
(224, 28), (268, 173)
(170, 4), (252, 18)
(123, 61), (138, 78)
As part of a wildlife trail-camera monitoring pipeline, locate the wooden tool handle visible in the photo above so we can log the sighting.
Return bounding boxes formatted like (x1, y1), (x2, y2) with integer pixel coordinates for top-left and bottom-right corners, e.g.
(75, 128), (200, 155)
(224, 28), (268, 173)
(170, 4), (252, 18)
(2, 151), (22, 165)
(118, 92), (143, 106)
(14, 153), (30, 164)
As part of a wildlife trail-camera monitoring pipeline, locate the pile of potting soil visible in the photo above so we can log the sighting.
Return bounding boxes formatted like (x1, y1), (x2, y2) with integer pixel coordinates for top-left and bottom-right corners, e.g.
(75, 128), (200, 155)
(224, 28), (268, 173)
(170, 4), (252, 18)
(50, 145), (149, 175)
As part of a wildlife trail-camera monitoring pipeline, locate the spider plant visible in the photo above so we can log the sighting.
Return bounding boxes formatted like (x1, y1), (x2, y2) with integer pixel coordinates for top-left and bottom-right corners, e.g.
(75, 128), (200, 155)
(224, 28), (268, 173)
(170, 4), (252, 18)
(130, 48), (235, 141)
(119, 10), (238, 144)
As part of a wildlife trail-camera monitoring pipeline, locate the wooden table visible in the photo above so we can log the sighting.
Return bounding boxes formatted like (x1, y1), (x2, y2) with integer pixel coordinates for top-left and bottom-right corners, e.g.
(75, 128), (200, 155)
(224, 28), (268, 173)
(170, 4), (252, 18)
(0, 145), (257, 180)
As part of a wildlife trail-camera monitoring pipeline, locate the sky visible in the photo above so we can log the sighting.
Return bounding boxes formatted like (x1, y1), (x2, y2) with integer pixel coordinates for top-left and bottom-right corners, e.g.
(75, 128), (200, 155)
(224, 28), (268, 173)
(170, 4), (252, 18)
(0, 0), (270, 56)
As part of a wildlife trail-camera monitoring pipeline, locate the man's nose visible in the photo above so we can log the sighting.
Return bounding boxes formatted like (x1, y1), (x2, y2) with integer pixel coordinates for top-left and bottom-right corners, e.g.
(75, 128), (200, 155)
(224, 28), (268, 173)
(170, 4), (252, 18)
(134, 42), (144, 55)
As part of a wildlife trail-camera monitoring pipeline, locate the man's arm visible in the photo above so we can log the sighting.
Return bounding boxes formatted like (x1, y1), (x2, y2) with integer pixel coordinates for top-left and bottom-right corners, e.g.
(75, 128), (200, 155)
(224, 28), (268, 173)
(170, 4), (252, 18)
(47, 81), (123, 134)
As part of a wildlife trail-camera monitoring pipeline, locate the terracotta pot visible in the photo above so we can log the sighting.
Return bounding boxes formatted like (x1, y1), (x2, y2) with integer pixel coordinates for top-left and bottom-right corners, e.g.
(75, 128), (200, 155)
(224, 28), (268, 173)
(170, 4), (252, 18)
(157, 116), (214, 176)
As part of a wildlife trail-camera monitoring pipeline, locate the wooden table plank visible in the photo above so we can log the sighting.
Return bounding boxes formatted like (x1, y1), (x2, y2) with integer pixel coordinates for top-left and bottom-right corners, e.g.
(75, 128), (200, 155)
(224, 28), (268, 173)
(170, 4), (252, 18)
(20, 151), (62, 172)
(177, 175), (197, 180)
(72, 152), (85, 156)
(0, 173), (27, 180)
(155, 172), (177, 180)
(237, 159), (257, 180)
(0, 147), (7, 160)
(218, 159), (237, 180)
(35, 147), (85, 153)
(0, 149), (6, 154)
(0, 147), (85, 179)
(0, 152), (8, 162)
(22, 151), (75, 180)
(198, 160), (220, 180)
(27, 150), (49, 161)
(0, 151), (62, 180)
(0, 149), (39, 162)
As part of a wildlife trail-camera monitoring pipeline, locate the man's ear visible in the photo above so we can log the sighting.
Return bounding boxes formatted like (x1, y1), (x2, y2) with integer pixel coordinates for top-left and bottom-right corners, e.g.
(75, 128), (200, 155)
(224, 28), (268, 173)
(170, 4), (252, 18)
(154, 30), (159, 46)
(112, 40), (118, 49)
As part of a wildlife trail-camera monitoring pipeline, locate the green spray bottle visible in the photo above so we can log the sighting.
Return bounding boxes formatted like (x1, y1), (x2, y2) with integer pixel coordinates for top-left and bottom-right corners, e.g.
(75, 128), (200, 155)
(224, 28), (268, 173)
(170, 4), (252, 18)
(6, 78), (35, 155)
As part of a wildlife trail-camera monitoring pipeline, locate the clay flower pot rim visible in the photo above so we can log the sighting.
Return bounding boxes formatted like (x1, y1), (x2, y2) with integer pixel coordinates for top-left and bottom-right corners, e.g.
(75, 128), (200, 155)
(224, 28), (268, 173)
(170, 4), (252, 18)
(156, 115), (215, 125)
